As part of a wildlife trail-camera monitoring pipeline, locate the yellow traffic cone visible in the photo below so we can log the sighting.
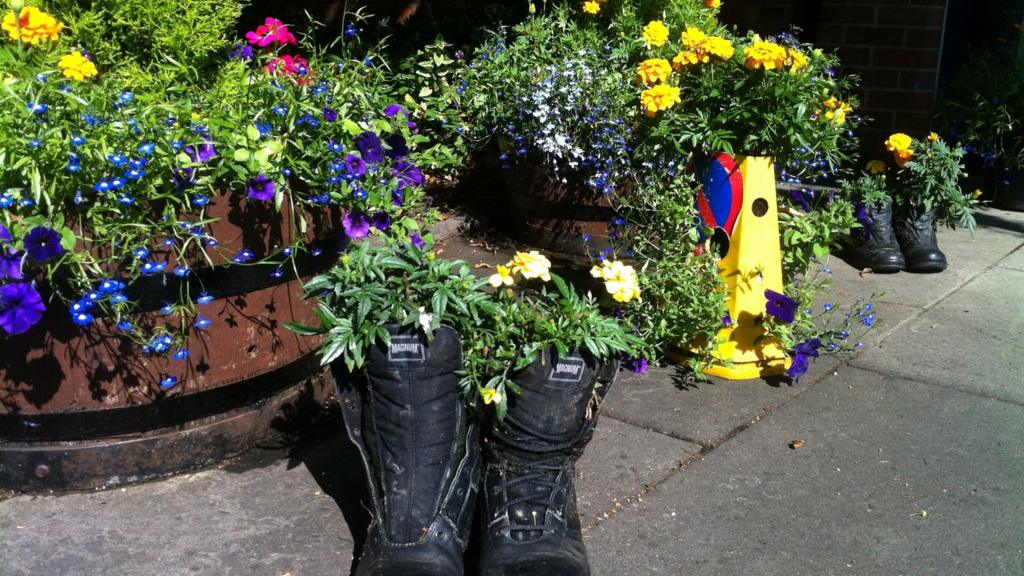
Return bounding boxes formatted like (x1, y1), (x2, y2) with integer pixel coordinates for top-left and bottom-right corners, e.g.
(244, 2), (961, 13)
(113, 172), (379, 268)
(703, 155), (790, 379)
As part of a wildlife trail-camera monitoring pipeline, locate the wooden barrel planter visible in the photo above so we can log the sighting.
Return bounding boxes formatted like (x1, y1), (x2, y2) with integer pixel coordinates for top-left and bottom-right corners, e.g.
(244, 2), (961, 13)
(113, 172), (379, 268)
(0, 196), (342, 492)
(503, 163), (618, 256)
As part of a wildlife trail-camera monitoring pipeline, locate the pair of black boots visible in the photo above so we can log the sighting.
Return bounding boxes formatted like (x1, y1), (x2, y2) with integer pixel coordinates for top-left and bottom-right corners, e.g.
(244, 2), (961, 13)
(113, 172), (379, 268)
(852, 200), (947, 273)
(336, 325), (613, 576)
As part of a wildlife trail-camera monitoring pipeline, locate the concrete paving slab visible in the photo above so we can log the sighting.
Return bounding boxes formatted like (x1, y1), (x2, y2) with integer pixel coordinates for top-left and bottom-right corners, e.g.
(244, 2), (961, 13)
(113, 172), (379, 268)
(0, 455), (353, 576)
(585, 366), (1024, 576)
(998, 245), (1024, 272)
(974, 206), (1024, 237)
(577, 417), (702, 526)
(852, 266), (1024, 404)
(829, 224), (1023, 310)
(602, 365), (810, 447)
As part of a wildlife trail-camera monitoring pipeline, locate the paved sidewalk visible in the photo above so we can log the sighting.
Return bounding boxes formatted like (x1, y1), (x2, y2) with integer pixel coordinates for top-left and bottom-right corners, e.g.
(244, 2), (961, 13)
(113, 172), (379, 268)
(2, 207), (1023, 576)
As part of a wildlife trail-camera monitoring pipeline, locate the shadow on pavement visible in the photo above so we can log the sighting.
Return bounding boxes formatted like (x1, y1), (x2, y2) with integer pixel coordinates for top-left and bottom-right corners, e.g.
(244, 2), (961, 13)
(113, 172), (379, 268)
(976, 208), (1024, 236)
(268, 378), (372, 576)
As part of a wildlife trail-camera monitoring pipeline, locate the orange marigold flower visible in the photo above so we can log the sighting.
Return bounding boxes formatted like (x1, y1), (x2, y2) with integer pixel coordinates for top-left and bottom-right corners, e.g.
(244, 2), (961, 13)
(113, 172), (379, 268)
(706, 0), (722, 8)
(744, 37), (787, 70)
(2, 6), (63, 44)
(636, 58), (673, 85)
(641, 84), (681, 117)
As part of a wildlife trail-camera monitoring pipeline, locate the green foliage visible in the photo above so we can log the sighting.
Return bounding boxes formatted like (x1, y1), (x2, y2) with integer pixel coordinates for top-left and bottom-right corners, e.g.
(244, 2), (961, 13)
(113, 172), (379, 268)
(623, 250), (728, 371)
(46, 0), (245, 89)
(935, 48), (1024, 170)
(392, 38), (473, 176)
(840, 171), (889, 211)
(892, 137), (977, 230)
(288, 239), (499, 372)
(778, 195), (858, 283)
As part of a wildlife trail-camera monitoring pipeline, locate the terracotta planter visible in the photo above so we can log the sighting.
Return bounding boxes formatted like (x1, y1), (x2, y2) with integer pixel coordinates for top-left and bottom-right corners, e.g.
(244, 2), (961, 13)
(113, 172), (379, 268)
(503, 164), (617, 256)
(0, 195), (343, 491)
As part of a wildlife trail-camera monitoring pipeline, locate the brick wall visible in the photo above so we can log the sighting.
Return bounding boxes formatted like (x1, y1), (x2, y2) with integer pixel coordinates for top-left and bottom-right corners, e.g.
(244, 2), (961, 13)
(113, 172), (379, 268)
(815, 1), (948, 151)
(719, 0), (949, 154)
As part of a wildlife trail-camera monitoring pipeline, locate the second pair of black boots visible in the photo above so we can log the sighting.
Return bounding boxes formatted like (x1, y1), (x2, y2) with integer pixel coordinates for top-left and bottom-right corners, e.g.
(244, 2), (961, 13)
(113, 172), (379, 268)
(336, 325), (614, 576)
(852, 200), (948, 273)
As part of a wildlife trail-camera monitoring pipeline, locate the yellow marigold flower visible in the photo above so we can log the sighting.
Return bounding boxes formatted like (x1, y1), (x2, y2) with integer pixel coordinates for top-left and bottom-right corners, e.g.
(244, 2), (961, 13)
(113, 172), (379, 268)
(744, 37), (787, 71)
(706, 0), (722, 8)
(641, 84), (681, 117)
(705, 36), (735, 60)
(682, 27), (708, 50)
(822, 97), (853, 125)
(636, 58), (672, 85)
(672, 51), (701, 71)
(786, 48), (809, 71)
(510, 251), (552, 282)
(582, 1), (600, 14)
(642, 20), (670, 47)
(488, 264), (515, 288)
(973, 189), (984, 198)
(928, 131), (940, 142)
(3, 6), (63, 44)
(480, 387), (502, 406)
(591, 260), (641, 303)
(885, 133), (913, 152)
(58, 51), (98, 81)
(866, 160), (888, 175)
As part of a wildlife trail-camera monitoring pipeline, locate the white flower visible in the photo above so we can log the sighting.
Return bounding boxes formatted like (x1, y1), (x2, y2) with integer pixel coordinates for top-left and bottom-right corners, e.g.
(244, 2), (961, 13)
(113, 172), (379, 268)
(417, 306), (433, 333)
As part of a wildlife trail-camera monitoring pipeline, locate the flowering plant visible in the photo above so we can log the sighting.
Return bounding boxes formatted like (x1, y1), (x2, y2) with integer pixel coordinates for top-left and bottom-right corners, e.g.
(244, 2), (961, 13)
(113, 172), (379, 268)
(632, 3), (860, 179)
(464, 4), (639, 194)
(291, 239), (639, 419)
(0, 11), (441, 390)
(872, 133), (977, 230)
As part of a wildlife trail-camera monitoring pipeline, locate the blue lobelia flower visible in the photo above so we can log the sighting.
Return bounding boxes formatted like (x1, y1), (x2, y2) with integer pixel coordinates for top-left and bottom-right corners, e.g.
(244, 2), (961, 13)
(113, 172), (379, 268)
(232, 248), (255, 263)
(160, 375), (179, 389)
(71, 311), (94, 327)
(132, 246), (150, 259)
(0, 282), (46, 335)
(196, 293), (215, 305)
(141, 260), (167, 275)
(765, 289), (799, 324)
(192, 194), (210, 207)
(194, 315), (212, 329)
(173, 349), (190, 361)
(24, 226), (63, 263)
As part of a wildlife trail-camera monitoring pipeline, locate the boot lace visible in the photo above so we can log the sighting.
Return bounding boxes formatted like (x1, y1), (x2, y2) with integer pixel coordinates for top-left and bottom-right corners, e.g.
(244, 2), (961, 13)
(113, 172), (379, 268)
(503, 463), (564, 534)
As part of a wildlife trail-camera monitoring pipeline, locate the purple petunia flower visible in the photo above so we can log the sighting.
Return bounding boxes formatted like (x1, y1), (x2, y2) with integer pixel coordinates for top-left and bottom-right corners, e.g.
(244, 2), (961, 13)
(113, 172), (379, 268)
(1, 249), (24, 280)
(0, 223), (11, 244)
(372, 212), (391, 232)
(24, 226), (63, 263)
(384, 104), (407, 118)
(344, 153), (367, 178)
(625, 356), (649, 374)
(764, 289), (799, 324)
(343, 211), (371, 240)
(185, 140), (218, 164)
(854, 201), (873, 239)
(787, 338), (822, 381)
(410, 233), (425, 249)
(323, 107), (338, 122)
(0, 282), (46, 335)
(247, 174), (276, 202)
(392, 161), (424, 190)
(228, 44), (254, 61)
(355, 132), (384, 164)
(385, 133), (409, 159)
(721, 313), (733, 326)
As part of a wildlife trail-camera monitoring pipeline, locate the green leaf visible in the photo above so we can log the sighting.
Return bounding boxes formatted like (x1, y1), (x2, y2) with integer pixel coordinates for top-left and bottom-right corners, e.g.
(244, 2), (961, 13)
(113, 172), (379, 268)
(233, 149), (250, 162)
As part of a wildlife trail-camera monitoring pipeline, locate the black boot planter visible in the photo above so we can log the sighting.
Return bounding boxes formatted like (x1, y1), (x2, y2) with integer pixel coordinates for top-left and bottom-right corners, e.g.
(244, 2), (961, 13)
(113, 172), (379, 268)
(895, 206), (948, 273)
(337, 324), (481, 576)
(852, 199), (905, 273)
(477, 349), (619, 576)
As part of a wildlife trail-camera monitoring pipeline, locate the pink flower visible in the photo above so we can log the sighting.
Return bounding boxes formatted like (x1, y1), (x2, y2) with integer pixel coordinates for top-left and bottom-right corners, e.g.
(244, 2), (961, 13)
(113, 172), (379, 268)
(245, 17), (297, 47)
(267, 54), (309, 77)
